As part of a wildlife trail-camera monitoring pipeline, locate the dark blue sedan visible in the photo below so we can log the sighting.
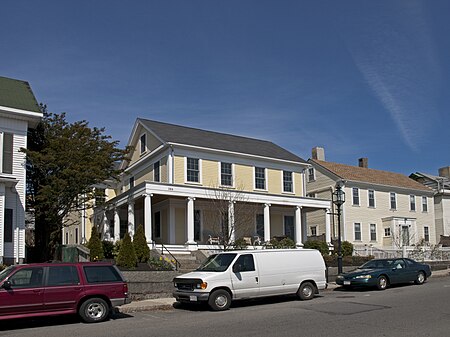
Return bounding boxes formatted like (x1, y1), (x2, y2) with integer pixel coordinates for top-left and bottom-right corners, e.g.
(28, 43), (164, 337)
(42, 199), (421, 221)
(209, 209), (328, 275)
(335, 258), (432, 290)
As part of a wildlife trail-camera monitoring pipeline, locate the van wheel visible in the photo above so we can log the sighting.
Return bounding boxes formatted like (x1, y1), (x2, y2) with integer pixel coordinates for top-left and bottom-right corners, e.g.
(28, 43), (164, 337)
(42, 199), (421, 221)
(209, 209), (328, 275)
(297, 282), (315, 301)
(79, 298), (110, 323)
(208, 289), (231, 311)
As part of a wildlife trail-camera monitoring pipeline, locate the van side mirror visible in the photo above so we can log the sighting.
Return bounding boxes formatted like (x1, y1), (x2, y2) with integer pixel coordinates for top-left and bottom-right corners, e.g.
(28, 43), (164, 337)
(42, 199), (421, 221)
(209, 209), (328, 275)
(1, 280), (12, 289)
(233, 264), (242, 273)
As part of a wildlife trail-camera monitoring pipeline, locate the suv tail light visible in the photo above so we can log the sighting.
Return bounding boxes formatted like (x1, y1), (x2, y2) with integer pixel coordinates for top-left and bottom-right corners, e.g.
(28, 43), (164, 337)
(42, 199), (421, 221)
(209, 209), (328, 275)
(123, 283), (129, 297)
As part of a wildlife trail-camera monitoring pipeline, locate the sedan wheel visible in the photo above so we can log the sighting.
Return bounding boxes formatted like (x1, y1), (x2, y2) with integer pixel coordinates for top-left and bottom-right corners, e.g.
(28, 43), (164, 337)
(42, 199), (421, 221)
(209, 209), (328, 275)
(376, 275), (388, 290)
(414, 271), (426, 285)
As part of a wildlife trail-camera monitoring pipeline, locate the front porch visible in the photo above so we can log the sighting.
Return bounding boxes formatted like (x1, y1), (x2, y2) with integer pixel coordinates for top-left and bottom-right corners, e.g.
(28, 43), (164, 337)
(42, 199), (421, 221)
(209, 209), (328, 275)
(93, 182), (332, 251)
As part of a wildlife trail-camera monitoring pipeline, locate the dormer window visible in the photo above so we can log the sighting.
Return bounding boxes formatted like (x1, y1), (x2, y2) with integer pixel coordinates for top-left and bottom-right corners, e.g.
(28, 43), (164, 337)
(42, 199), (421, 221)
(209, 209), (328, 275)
(140, 134), (146, 154)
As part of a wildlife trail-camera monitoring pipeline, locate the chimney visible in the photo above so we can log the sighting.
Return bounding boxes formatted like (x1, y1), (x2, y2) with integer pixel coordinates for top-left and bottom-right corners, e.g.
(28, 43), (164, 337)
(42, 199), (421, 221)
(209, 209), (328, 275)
(358, 157), (368, 168)
(312, 147), (325, 161)
(439, 166), (450, 178)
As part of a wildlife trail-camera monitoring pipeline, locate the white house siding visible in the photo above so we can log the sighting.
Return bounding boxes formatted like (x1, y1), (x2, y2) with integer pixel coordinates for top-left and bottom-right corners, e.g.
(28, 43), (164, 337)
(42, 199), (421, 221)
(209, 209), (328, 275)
(0, 116), (28, 263)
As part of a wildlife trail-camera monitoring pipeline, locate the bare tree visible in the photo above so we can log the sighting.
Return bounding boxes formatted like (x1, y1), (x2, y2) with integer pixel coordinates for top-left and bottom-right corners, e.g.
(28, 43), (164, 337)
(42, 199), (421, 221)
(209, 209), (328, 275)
(205, 186), (258, 250)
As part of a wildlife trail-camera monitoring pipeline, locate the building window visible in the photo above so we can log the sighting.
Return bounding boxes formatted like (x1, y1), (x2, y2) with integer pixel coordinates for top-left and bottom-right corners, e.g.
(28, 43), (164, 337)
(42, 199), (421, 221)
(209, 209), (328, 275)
(75, 228), (79, 244)
(65, 232), (69, 244)
(284, 215), (294, 240)
(129, 176), (134, 189)
(410, 195), (416, 211)
(154, 211), (161, 238)
(221, 162), (233, 186)
(384, 228), (391, 237)
(354, 223), (361, 241)
(2, 133), (13, 174)
(368, 190), (375, 207)
(256, 214), (264, 238)
(255, 167), (266, 190)
(308, 167), (315, 182)
(352, 188), (360, 206)
(310, 226), (317, 237)
(140, 134), (146, 154)
(283, 171), (293, 193)
(370, 224), (377, 241)
(422, 196), (428, 212)
(390, 192), (397, 210)
(307, 193), (317, 198)
(187, 158), (199, 183)
(4, 209), (13, 242)
(94, 188), (106, 206)
(424, 226), (430, 242)
(154, 161), (160, 182)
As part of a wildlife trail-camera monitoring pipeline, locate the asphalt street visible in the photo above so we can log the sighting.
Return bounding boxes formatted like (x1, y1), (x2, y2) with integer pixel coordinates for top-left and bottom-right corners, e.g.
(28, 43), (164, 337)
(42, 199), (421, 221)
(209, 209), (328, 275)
(1, 277), (450, 337)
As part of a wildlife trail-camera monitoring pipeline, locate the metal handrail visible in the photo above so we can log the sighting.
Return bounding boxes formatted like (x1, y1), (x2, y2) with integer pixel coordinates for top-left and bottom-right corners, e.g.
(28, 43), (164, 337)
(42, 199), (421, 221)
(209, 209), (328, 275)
(160, 243), (181, 271)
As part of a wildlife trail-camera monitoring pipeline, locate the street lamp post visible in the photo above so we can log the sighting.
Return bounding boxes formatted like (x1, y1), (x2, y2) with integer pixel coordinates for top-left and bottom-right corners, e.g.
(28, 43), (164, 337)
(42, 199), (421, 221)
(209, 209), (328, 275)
(332, 182), (346, 274)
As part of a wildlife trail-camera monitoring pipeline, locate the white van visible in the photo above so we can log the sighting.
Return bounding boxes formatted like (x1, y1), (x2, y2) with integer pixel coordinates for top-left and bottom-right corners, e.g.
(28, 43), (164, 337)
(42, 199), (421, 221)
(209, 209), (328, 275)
(173, 249), (327, 311)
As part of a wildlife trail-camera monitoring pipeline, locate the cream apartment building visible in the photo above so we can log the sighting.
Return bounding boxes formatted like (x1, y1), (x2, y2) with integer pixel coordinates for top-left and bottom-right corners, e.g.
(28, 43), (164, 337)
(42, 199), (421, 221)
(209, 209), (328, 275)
(84, 119), (330, 251)
(306, 147), (435, 250)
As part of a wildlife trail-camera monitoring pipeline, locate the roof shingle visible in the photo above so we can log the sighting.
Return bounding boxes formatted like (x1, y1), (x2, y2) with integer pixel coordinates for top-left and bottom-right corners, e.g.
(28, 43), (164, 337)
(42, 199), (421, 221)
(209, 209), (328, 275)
(312, 159), (431, 192)
(0, 76), (40, 113)
(139, 118), (306, 163)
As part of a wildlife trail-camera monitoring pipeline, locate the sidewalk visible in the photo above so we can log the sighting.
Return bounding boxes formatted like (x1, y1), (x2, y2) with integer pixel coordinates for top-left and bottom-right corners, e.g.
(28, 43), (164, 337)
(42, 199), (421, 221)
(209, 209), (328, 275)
(117, 268), (449, 313)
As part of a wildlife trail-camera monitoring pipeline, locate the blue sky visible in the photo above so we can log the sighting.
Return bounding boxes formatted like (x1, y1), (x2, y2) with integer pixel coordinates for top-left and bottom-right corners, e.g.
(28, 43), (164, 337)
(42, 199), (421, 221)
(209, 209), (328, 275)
(1, 0), (449, 175)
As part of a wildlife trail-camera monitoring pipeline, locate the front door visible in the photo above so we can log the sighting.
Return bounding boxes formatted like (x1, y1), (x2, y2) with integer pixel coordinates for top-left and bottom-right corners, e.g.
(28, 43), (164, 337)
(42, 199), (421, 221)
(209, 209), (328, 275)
(0, 267), (44, 317)
(231, 254), (259, 299)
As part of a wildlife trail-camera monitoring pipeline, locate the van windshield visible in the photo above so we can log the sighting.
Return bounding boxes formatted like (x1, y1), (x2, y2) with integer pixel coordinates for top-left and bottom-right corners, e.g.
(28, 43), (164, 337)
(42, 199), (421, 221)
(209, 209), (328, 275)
(196, 253), (237, 272)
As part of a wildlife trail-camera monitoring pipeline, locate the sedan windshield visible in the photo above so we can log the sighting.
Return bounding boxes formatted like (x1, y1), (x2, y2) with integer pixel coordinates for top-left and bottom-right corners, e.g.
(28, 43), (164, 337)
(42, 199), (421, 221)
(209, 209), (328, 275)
(360, 259), (394, 269)
(196, 253), (237, 272)
(0, 266), (16, 281)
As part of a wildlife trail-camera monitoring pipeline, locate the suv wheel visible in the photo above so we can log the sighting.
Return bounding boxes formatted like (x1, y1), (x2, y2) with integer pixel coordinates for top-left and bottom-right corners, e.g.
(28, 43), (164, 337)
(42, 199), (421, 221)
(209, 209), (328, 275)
(79, 298), (109, 323)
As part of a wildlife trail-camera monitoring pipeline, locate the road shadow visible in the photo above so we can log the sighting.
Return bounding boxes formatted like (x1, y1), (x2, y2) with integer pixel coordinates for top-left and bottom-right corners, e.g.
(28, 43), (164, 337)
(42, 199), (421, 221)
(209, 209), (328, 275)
(0, 311), (133, 332)
(333, 282), (416, 293)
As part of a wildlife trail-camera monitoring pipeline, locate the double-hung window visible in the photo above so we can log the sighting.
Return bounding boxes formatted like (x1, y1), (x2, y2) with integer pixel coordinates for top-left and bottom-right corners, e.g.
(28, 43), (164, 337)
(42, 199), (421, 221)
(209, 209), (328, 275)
(255, 167), (266, 190)
(221, 162), (233, 186)
(154, 161), (160, 182)
(283, 171), (293, 193)
(352, 188), (360, 206)
(422, 196), (428, 212)
(424, 226), (430, 242)
(354, 223), (362, 241)
(390, 192), (397, 210)
(1, 132), (13, 174)
(308, 167), (315, 182)
(370, 224), (377, 241)
(410, 195), (416, 211)
(368, 190), (375, 207)
(384, 228), (391, 237)
(140, 134), (146, 154)
(187, 158), (200, 183)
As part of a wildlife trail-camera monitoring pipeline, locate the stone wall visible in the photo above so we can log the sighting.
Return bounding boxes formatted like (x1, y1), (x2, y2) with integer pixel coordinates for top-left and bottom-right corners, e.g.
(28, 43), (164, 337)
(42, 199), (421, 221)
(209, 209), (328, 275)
(122, 270), (182, 300)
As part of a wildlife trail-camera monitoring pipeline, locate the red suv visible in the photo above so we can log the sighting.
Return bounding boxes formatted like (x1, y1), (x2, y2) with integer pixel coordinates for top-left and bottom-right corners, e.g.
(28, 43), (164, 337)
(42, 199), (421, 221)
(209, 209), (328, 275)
(0, 262), (130, 323)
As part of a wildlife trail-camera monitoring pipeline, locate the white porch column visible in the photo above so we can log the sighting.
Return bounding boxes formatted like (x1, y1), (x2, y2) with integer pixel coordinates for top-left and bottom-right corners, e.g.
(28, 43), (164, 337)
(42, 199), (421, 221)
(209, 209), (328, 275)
(263, 203), (271, 242)
(128, 200), (135, 237)
(103, 211), (111, 241)
(186, 197), (196, 245)
(144, 193), (153, 244)
(325, 208), (332, 245)
(114, 207), (120, 242)
(295, 206), (303, 247)
(302, 211), (308, 243)
(228, 201), (235, 244)
(169, 205), (176, 244)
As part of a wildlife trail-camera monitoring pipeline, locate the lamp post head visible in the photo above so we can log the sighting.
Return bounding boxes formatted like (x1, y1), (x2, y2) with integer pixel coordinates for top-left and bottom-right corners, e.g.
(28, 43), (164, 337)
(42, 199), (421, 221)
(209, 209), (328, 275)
(333, 183), (346, 206)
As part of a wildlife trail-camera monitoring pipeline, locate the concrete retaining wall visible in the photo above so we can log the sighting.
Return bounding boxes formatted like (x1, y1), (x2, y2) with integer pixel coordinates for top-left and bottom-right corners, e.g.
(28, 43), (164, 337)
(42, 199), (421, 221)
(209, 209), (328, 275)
(122, 271), (182, 300)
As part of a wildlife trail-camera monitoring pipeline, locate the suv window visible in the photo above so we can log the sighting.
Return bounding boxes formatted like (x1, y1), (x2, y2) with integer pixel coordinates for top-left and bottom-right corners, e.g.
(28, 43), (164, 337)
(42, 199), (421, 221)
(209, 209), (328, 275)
(9, 267), (44, 288)
(47, 266), (80, 286)
(83, 265), (123, 283)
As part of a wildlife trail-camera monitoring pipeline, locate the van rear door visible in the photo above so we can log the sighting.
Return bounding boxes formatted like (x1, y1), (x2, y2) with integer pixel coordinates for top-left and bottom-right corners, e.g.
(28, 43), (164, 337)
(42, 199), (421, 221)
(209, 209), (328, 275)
(230, 254), (260, 299)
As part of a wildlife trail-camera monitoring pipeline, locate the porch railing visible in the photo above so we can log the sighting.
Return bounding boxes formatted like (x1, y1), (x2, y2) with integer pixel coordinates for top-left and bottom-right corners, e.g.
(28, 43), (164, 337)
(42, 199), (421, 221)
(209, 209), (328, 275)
(159, 243), (181, 271)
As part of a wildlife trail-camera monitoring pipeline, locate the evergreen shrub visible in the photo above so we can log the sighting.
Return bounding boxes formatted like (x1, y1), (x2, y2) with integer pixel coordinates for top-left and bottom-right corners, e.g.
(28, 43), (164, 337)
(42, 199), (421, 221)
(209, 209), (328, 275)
(133, 224), (150, 263)
(116, 232), (137, 269)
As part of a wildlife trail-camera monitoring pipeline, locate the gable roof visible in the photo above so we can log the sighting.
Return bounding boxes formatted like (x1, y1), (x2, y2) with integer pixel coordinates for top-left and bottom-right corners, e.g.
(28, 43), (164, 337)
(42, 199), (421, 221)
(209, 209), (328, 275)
(0, 76), (40, 113)
(139, 118), (307, 163)
(311, 159), (431, 192)
(410, 172), (450, 190)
